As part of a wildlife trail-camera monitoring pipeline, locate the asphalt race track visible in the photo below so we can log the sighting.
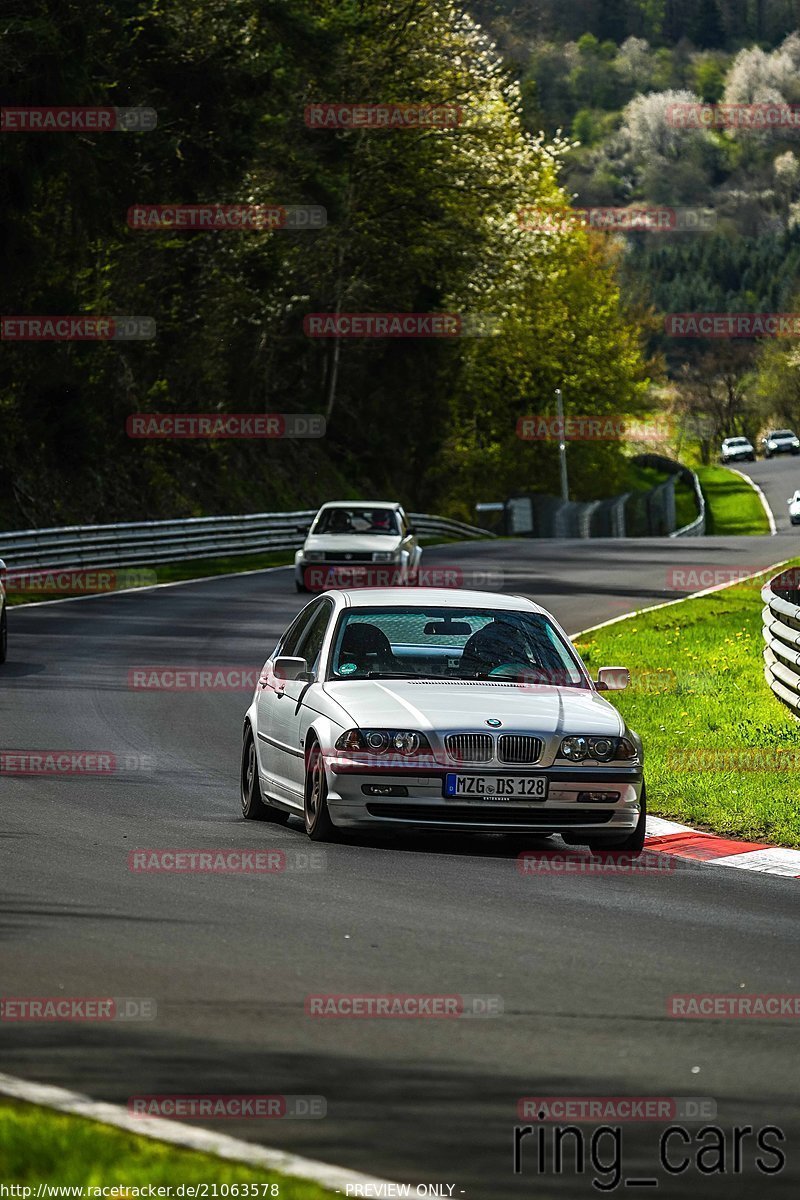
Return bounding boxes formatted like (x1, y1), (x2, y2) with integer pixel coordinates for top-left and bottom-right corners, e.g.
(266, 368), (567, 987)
(2, 531), (800, 1198)
(735, 452), (800, 534)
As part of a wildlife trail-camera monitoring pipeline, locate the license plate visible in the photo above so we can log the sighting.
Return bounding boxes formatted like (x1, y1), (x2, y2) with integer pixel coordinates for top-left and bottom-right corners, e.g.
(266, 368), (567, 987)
(443, 773), (548, 800)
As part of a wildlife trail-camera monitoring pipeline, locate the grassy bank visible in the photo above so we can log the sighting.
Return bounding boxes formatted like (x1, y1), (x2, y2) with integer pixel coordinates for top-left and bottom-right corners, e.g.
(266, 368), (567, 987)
(696, 465), (770, 536)
(0, 1099), (333, 1196)
(575, 565), (800, 847)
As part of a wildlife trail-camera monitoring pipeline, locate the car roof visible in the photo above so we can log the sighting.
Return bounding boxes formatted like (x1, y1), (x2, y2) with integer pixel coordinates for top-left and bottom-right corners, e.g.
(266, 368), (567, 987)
(316, 500), (402, 510)
(333, 587), (547, 614)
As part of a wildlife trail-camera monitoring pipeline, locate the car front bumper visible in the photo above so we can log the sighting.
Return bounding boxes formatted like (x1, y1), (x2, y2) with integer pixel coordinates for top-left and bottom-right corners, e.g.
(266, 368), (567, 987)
(324, 761), (643, 832)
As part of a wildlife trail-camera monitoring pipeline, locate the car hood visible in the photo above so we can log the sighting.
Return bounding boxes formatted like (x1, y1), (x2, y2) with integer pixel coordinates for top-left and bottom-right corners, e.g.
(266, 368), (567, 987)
(303, 534), (402, 554)
(322, 679), (625, 737)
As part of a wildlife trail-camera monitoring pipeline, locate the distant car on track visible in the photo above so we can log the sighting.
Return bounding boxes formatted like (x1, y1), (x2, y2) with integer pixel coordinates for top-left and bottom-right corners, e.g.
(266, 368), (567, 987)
(788, 491), (800, 525)
(294, 501), (422, 593)
(0, 559), (6, 663)
(762, 429), (800, 458)
(240, 589), (646, 851)
(720, 436), (755, 463)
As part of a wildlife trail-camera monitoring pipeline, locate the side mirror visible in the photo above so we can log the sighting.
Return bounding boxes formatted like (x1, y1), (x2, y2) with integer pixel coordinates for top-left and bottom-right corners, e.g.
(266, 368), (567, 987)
(596, 667), (630, 692)
(274, 655), (311, 683)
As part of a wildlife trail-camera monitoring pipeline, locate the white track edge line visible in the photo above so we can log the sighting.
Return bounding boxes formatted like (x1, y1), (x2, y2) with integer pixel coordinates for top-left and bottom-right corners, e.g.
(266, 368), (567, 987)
(725, 467), (777, 535)
(568, 556), (794, 640)
(8, 563), (293, 609)
(0, 1072), (398, 1193)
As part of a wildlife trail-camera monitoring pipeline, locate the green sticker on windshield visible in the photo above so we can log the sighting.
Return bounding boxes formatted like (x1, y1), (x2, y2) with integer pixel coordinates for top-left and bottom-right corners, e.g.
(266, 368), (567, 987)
(339, 662), (357, 675)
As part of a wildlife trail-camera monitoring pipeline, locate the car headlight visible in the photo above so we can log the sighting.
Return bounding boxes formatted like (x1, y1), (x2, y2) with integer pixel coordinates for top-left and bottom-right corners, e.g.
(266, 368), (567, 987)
(335, 728), (432, 756)
(768, 441), (777, 449)
(302, 552), (325, 563)
(557, 735), (638, 763)
(372, 552), (398, 563)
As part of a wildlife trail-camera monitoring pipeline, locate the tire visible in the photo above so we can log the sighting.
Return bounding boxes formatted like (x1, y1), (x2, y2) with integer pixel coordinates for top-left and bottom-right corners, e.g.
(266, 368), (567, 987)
(240, 725), (289, 822)
(0, 604), (6, 664)
(749, 455), (755, 462)
(586, 785), (647, 855)
(295, 581), (308, 594)
(304, 741), (338, 841)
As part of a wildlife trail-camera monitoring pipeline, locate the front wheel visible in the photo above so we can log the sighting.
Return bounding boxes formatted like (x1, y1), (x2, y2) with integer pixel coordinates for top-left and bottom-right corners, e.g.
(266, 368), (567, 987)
(304, 742), (338, 841)
(240, 726), (289, 822)
(586, 786), (647, 855)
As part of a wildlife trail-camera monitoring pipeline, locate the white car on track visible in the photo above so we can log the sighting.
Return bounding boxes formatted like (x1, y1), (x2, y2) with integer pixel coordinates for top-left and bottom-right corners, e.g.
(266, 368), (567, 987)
(294, 501), (422, 593)
(720, 436), (755, 464)
(788, 491), (800, 525)
(0, 558), (6, 663)
(240, 589), (646, 852)
(762, 429), (800, 458)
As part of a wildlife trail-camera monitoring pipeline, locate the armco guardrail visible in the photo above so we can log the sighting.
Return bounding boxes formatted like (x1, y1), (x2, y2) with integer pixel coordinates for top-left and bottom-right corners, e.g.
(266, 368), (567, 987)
(762, 571), (800, 715)
(0, 511), (495, 571)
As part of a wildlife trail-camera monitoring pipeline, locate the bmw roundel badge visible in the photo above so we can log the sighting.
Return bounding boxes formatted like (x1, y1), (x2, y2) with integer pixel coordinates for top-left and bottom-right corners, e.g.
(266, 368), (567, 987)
(486, 718), (502, 727)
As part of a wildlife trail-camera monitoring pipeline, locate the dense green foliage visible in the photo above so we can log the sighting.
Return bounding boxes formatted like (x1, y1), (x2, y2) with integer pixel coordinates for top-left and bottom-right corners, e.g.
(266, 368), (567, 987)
(475, 1), (800, 52)
(469, 11), (800, 438)
(0, 0), (649, 528)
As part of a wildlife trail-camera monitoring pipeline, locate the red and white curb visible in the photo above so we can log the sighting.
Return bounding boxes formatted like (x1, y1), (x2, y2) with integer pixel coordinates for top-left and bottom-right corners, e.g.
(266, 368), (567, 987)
(645, 816), (800, 878)
(0, 1072), (399, 1194)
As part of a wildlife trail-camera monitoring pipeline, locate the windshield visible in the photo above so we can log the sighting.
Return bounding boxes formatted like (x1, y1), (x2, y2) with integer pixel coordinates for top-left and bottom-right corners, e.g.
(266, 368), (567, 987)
(772, 431), (795, 438)
(311, 507), (400, 535)
(328, 606), (589, 686)
(726, 438), (748, 445)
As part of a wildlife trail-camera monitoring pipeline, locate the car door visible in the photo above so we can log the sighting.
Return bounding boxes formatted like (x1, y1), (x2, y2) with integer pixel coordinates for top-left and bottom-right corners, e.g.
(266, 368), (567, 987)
(255, 602), (319, 794)
(267, 598), (334, 804)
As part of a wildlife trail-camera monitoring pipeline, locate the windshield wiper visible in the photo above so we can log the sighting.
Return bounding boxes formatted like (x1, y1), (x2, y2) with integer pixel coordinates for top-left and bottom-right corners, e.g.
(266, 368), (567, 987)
(366, 672), (436, 679)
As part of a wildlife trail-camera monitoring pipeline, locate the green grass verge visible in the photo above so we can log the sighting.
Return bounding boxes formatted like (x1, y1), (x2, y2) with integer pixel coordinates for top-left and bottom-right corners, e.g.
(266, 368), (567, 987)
(0, 1099), (334, 1196)
(575, 564), (800, 847)
(696, 465), (770, 536)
